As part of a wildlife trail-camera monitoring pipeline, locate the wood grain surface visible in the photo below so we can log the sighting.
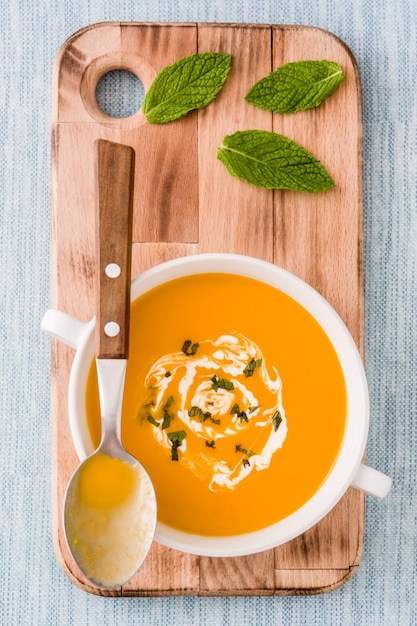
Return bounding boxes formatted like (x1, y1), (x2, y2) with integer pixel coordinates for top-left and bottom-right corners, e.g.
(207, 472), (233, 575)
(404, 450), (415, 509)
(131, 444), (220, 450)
(95, 139), (135, 359)
(50, 22), (364, 596)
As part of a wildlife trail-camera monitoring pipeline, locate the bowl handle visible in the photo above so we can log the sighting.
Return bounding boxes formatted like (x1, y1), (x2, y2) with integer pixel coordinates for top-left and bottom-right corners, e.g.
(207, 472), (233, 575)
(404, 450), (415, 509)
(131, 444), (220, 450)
(351, 463), (392, 498)
(41, 309), (91, 350)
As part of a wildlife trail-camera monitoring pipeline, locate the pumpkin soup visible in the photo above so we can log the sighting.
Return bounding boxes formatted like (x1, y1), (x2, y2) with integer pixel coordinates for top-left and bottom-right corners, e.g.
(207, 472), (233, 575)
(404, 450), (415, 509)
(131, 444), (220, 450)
(85, 273), (346, 536)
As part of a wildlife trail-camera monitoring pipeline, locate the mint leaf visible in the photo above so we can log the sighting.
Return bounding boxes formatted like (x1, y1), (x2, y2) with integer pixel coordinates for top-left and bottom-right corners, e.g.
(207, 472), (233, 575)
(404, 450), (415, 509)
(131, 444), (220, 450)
(217, 130), (334, 192)
(245, 60), (344, 113)
(142, 52), (232, 124)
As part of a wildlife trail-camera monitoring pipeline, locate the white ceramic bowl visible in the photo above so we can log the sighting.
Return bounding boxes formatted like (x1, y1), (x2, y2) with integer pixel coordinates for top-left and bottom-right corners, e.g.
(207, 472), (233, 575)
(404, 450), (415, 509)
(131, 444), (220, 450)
(42, 253), (391, 557)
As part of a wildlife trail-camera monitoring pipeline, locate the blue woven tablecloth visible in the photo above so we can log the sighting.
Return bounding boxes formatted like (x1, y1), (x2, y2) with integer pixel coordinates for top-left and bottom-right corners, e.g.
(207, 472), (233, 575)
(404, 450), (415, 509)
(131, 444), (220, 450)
(1, 1), (415, 624)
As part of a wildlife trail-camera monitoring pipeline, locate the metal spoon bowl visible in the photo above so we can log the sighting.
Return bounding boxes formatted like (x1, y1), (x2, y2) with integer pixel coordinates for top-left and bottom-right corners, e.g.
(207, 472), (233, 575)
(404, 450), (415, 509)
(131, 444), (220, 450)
(62, 139), (157, 589)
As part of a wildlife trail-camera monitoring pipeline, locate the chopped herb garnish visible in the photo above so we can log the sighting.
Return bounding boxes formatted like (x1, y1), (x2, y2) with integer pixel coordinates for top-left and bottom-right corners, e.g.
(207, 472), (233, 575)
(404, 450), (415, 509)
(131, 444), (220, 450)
(182, 339), (192, 353)
(243, 358), (262, 377)
(161, 412), (171, 429)
(188, 406), (201, 417)
(248, 405), (260, 414)
(182, 340), (200, 356)
(236, 443), (255, 467)
(211, 374), (235, 392)
(145, 400), (155, 407)
(163, 396), (175, 410)
(161, 396), (175, 429)
(230, 403), (248, 422)
(235, 444), (255, 457)
(205, 440), (216, 449)
(147, 415), (160, 428)
(188, 406), (220, 425)
(272, 411), (282, 432)
(167, 430), (187, 461)
(201, 412), (220, 426)
(272, 410), (283, 432)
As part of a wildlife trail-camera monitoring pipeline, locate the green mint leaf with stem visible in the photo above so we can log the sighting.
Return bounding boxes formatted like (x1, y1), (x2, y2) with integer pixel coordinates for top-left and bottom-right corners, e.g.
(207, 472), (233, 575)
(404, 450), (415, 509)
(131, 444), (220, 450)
(218, 130), (334, 192)
(142, 52), (232, 124)
(245, 60), (344, 114)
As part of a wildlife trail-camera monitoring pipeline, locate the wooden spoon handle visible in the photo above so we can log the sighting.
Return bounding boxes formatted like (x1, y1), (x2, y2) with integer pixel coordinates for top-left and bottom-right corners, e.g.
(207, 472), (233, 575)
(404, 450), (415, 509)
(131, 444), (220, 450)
(95, 139), (135, 359)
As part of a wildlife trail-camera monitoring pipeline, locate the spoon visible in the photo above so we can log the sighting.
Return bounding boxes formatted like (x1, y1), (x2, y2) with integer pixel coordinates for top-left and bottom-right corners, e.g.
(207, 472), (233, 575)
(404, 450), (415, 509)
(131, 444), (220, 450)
(63, 139), (156, 589)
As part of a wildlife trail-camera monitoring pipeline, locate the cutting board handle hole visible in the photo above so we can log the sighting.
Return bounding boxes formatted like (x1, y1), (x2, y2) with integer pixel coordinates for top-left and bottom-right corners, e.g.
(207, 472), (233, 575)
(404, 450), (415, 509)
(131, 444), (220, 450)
(95, 70), (145, 119)
(80, 53), (157, 128)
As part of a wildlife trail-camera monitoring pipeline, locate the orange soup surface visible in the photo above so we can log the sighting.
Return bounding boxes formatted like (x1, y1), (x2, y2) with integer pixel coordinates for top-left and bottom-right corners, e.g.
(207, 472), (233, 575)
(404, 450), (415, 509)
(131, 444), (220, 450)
(86, 273), (347, 536)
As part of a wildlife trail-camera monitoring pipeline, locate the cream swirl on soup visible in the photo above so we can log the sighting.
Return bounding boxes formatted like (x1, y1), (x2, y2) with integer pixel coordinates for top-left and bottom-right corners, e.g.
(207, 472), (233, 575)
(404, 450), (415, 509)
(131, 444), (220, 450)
(138, 333), (287, 491)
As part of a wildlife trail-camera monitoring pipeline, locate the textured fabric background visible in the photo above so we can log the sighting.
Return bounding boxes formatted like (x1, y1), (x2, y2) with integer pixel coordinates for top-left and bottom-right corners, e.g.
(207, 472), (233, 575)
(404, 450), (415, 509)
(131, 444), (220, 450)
(0, 1), (415, 624)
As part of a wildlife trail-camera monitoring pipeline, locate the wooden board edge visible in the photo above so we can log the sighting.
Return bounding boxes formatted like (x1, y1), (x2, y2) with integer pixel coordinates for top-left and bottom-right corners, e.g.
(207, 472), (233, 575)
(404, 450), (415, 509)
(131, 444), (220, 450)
(120, 568), (359, 597)
(277, 566), (360, 596)
(51, 21), (198, 124)
(49, 21), (366, 597)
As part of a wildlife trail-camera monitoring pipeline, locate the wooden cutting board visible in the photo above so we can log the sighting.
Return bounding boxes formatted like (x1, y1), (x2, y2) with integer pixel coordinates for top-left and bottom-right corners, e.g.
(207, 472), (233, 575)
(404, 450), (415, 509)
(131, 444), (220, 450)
(50, 22), (364, 596)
